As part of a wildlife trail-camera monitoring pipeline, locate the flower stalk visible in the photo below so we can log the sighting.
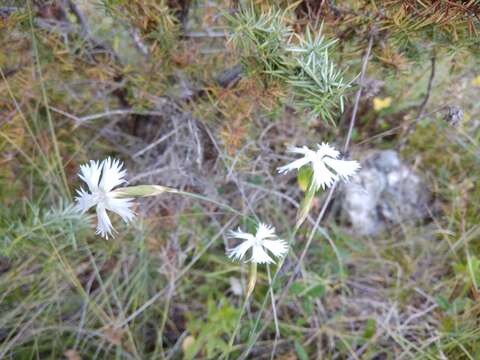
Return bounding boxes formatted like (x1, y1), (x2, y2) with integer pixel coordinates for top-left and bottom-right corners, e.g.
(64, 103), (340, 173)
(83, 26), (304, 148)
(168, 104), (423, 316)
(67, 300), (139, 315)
(75, 159), (243, 239)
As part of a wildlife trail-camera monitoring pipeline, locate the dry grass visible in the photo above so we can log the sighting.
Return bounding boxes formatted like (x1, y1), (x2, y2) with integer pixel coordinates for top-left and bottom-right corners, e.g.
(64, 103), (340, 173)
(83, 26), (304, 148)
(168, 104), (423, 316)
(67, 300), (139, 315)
(1, 1), (480, 359)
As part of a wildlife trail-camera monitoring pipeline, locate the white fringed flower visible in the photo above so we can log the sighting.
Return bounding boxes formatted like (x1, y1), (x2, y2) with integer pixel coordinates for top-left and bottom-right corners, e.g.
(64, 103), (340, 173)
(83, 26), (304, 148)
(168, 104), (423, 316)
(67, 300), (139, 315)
(75, 158), (135, 239)
(227, 223), (288, 264)
(277, 143), (360, 190)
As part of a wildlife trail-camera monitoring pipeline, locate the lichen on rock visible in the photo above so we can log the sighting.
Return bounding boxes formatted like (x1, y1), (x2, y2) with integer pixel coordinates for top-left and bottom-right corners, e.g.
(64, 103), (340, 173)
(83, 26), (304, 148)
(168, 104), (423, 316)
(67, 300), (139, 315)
(340, 150), (431, 236)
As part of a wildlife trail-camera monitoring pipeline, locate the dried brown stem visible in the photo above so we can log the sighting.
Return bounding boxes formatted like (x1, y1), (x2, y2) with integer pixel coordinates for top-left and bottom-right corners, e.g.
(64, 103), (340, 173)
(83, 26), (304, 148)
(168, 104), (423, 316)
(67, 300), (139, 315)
(399, 56), (436, 149)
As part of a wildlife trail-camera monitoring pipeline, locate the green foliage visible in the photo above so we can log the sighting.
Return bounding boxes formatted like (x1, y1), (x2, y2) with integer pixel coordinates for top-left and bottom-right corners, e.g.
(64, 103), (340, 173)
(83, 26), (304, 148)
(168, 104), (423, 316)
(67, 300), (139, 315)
(294, 340), (309, 360)
(289, 280), (326, 299)
(227, 6), (351, 124)
(1, 0), (480, 359)
(185, 297), (240, 359)
(283, 26), (350, 123)
(1, 203), (90, 256)
(227, 6), (291, 78)
(363, 318), (376, 339)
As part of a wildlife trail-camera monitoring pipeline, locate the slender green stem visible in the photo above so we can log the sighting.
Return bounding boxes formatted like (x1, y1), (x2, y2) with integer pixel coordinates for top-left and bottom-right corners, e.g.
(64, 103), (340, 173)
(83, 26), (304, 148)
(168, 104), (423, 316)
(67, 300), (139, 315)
(153, 277), (175, 359)
(172, 189), (245, 217)
(237, 226), (299, 359)
(223, 261), (259, 360)
(42, 229), (110, 325)
(27, 0), (71, 199)
(223, 283), (253, 359)
(0, 66), (50, 174)
(115, 185), (245, 218)
(267, 265), (280, 360)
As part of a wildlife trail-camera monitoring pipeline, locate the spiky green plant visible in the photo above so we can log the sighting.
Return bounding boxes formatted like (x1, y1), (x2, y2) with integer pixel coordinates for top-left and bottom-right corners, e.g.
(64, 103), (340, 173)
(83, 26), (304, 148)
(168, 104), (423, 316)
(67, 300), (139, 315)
(226, 6), (351, 124)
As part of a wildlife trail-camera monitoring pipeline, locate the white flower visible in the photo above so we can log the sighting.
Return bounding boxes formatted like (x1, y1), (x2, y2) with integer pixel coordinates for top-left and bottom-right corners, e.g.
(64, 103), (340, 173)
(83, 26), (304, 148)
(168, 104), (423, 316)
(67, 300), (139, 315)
(226, 223), (288, 264)
(277, 143), (360, 191)
(75, 158), (135, 239)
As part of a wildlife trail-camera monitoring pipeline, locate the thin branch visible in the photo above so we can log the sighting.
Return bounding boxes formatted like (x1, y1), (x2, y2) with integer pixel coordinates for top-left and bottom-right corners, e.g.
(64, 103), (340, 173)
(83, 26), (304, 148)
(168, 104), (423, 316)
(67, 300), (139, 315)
(133, 126), (185, 158)
(0, 6), (19, 17)
(64, 0), (91, 37)
(344, 35), (374, 153)
(399, 56), (436, 149)
(49, 106), (166, 127)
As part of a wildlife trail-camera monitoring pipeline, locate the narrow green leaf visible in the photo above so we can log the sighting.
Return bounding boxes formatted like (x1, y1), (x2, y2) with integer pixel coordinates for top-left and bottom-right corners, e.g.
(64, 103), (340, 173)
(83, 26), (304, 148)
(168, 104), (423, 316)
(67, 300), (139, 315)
(305, 284), (325, 298)
(295, 340), (309, 360)
(435, 295), (450, 311)
(363, 318), (377, 339)
(289, 282), (305, 296)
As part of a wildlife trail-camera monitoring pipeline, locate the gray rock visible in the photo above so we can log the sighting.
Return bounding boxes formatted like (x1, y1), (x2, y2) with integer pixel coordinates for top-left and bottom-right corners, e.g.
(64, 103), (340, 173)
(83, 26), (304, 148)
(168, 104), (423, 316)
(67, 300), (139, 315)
(341, 150), (431, 236)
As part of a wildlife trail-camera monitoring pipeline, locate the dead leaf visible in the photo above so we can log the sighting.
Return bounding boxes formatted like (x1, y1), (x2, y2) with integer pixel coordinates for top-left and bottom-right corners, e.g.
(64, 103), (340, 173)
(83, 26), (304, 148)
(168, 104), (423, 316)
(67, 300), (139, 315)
(182, 335), (195, 353)
(64, 349), (81, 360)
(102, 325), (124, 346)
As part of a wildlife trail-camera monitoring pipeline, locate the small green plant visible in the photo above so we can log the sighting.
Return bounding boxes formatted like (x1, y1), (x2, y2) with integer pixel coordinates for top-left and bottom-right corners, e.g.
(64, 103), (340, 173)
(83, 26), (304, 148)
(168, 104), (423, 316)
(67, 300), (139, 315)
(184, 297), (240, 359)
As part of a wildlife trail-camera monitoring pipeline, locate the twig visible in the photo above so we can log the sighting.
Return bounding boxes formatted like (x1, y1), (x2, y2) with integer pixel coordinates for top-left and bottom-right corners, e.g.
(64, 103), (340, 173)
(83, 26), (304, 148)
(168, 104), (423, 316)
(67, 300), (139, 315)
(0, 6), (19, 17)
(133, 126), (185, 158)
(344, 35), (374, 153)
(64, 0), (91, 37)
(129, 28), (149, 57)
(399, 56), (436, 149)
(216, 64), (243, 88)
(184, 30), (226, 38)
(165, 331), (188, 360)
(49, 106), (166, 127)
